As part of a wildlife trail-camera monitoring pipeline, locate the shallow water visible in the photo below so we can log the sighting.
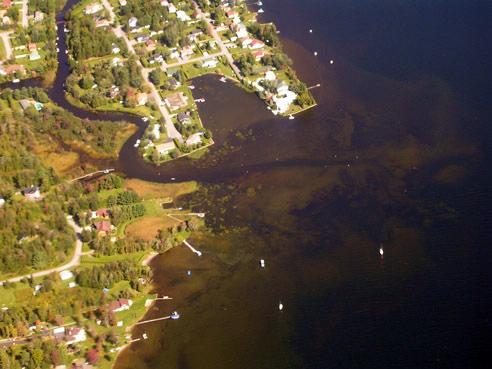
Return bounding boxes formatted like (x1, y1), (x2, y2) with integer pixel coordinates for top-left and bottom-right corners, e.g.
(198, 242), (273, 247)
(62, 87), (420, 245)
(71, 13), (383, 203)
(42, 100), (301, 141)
(3, 0), (490, 367)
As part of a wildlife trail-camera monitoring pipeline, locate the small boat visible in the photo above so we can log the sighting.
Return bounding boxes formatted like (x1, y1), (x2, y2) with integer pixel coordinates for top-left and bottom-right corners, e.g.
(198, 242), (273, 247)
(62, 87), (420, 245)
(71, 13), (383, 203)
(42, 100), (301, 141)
(134, 139), (141, 147)
(187, 270), (192, 276)
(171, 177), (176, 181)
(142, 333), (148, 339)
(170, 311), (180, 320)
(330, 59), (334, 65)
(12, 79), (20, 83)
(258, 8), (264, 13)
(189, 85), (195, 90)
(314, 51), (318, 56)
(141, 117), (148, 122)
(288, 115), (294, 120)
(258, 1), (263, 5)
(379, 246), (384, 257)
(65, 50), (68, 54)
(260, 259), (265, 268)
(56, 48), (60, 52)
(309, 29), (313, 33)
(219, 77), (227, 83)
(278, 302), (284, 311)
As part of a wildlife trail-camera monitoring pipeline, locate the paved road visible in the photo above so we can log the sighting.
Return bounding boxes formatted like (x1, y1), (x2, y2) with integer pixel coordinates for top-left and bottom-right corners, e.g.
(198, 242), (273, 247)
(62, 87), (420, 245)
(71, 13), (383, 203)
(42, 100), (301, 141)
(102, 0), (183, 141)
(162, 51), (224, 70)
(0, 216), (83, 284)
(0, 31), (13, 60)
(21, 0), (28, 28)
(193, 1), (243, 80)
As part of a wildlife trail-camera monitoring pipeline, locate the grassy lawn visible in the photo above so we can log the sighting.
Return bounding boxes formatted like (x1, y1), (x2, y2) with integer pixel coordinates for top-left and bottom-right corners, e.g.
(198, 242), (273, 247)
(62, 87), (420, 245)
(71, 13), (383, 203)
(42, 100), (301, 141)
(125, 179), (198, 200)
(125, 216), (181, 240)
(80, 251), (148, 267)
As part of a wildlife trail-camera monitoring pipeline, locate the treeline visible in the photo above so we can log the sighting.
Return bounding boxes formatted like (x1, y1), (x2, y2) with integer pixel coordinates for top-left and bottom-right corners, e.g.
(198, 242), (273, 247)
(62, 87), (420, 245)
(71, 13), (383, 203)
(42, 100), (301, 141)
(0, 340), (68, 369)
(1, 87), (129, 154)
(66, 15), (117, 60)
(75, 260), (150, 289)
(82, 234), (152, 256)
(65, 57), (145, 109)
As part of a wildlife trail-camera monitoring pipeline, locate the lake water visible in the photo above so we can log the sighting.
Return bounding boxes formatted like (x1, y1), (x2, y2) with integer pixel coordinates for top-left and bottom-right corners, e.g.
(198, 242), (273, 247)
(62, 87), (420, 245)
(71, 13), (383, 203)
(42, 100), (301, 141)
(3, 0), (490, 368)
(114, 1), (492, 369)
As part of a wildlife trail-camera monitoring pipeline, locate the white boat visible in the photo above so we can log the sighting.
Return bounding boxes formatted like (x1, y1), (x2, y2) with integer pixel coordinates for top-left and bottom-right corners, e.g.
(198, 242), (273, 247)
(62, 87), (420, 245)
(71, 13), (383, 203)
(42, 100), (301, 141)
(330, 59), (334, 65)
(288, 115), (294, 120)
(12, 79), (20, 83)
(309, 29), (313, 33)
(142, 117), (148, 122)
(56, 48), (60, 52)
(260, 259), (265, 268)
(189, 85), (195, 90)
(314, 51), (318, 56)
(278, 302), (283, 311)
(170, 311), (180, 320)
(258, 8), (264, 13)
(134, 139), (141, 148)
(258, 1), (263, 5)
(171, 177), (176, 181)
(219, 77), (227, 83)
(142, 333), (148, 339)
(379, 246), (384, 256)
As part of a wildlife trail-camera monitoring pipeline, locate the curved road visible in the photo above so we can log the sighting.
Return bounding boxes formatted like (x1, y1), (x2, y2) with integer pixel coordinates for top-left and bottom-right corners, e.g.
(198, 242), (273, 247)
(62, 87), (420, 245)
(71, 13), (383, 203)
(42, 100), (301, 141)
(0, 216), (83, 284)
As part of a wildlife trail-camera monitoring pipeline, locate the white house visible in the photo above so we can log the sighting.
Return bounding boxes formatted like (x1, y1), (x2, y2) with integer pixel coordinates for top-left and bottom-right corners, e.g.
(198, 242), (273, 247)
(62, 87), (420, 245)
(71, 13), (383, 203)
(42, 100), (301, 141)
(128, 16), (138, 28)
(0, 196), (4, 207)
(176, 10), (190, 22)
(65, 327), (87, 344)
(202, 58), (218, 68)
(59, 270), (74, 281)
(109, 299), (133, 313)
(156, 140), (176, 155)
(186, 132), (203, 146)
(152, 124), (161, 140)
(85, 3), (103, 15)
(272, 90), (297, 114)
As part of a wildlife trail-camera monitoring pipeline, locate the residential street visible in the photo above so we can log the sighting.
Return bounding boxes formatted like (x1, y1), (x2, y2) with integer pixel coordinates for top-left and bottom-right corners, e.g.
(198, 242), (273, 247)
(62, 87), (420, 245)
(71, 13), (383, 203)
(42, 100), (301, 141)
(0, 216), (83, 284)
(0, 31), (13, 60)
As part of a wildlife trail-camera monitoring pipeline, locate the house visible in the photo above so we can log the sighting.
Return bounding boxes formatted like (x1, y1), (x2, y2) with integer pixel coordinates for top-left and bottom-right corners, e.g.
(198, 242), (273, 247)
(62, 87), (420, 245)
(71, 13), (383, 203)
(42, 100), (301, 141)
(226, 9), (238, 19)
(19, 99), (33, 110)
(108, 298), (133, 313)
(118, 0), (127, 6)
(109, 85), (120, 98)
(272, 90), (297, 114)
(168, 3), (176, 13)
(165, 92), (188, 111)
(250, 39), (265, 50)
(252, 50), (265, 61)
(145, 39), (156, 51)
(85, 3), (103, 15)
(160, 0), (169, 6)
(202, 58), (218, 68)
(65, 327), (87, 344)
(128, 16), (138, 28)
(273, 80), (289, 95)
(187, 29), (203, 43)
(95, 19), (110, 28)
(234, 23), (248, 39)
(176, 10), (190, 22)
(180, 45), (194, 59)
(240, 37), (252, 48)
(94, 220), (111, 233)
(59, 270), (74, 281)
(152, 124), (161, 139)
(29, 50), (41, 61)
(0, 196), (4, 207)
(2, 0), (11, 8)
(155, 140), (176, 155)
(177, 112), (191, 125)
(96, 208), (110, 218)
(136, 92), (148, 106)
(167, 77), (180, 90)
(34, 11), (44, 22)
(264, 70), (276, 81)
(0, 64), (24, 76)
(22, 186), (41, 200)
(28, 43), (37, 52)
(186, 132), (203, 146)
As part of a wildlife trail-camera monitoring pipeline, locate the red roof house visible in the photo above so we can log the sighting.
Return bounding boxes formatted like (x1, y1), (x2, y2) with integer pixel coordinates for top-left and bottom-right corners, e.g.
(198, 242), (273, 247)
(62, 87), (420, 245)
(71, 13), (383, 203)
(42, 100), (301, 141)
(94, 220), (111, 233)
